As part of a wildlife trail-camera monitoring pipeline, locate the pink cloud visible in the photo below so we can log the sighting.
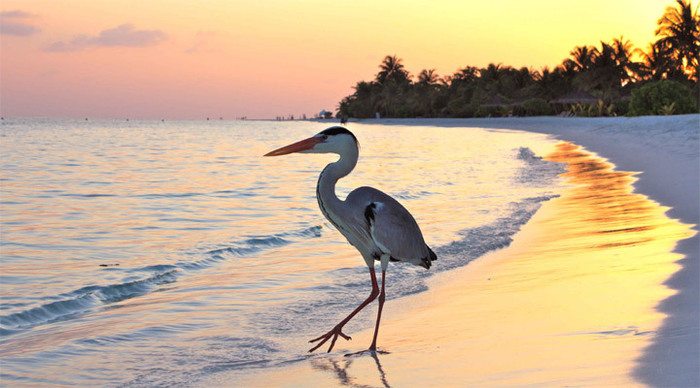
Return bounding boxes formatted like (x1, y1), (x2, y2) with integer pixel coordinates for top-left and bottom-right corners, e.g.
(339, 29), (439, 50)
(0, 9), (40, 36)
(46, 23), (167, 52)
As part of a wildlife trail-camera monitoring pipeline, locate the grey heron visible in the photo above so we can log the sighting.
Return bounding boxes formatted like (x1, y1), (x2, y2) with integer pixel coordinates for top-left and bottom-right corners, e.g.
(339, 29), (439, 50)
(264, 126), (437, 353)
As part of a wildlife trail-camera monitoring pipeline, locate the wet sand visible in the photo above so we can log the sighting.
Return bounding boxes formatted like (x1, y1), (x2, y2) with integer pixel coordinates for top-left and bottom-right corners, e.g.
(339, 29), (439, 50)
(200, 142), (694, 387)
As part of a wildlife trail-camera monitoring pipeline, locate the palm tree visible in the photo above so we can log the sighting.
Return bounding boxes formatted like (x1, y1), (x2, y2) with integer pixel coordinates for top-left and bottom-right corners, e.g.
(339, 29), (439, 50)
(479, 63), (503, 82)
(417, 69), (440, 85)
(611, 37), (639, 84)
(413, 69), (444, 117)
(514, 67), (535, 89)
(567, 41), (618, 97)
(447, 66), (479, 89)
(637, 41), (678, 80)
(569, 45), (598, 72)
(656, 0), (700, 81)
(376, 55), (411, 85)
(535, 66), (572, 99)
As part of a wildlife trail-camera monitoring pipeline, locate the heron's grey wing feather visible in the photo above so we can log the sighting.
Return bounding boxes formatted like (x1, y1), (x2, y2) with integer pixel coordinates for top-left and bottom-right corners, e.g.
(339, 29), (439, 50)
(347, 186), (429, 262)
(370, 201), (429, 261)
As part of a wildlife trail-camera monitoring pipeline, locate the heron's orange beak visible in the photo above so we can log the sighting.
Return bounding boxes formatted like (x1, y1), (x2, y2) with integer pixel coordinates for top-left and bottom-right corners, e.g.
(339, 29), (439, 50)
(264, 136), (321, 156)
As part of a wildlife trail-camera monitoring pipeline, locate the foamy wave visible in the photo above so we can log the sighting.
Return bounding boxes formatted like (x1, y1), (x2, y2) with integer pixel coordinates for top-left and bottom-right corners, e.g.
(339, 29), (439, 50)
(515, 146), (566, 187)
(0, 270), (177, 331)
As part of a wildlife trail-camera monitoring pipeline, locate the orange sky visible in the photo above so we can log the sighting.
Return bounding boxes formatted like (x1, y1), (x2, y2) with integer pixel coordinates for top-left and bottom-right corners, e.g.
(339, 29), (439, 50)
(0, 1), (669, 119)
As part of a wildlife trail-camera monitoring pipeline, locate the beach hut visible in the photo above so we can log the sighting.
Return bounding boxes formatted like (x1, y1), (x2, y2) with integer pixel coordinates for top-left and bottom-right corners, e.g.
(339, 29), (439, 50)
(476, 94), (510, 117)
(551, 90), (599, 114)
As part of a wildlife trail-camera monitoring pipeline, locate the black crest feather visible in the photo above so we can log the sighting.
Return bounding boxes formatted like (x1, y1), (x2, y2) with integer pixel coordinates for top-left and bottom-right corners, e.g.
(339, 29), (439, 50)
(319, 126), (357, 143)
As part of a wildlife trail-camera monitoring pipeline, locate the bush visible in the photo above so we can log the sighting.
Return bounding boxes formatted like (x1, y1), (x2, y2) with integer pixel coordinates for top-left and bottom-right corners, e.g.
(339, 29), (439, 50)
(568, 100), (616, 117)
(511, 103), (527, 116)
(613, 98), (630, 116)
(446, 98), (476, 117)
(628, 80), (697, 116)
(522, 98), (553, 116)
(474, 105), (504, 117)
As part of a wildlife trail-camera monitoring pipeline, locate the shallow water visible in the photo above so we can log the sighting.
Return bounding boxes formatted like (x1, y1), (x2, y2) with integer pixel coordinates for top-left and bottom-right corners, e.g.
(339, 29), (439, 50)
(0, 119), (564, 386)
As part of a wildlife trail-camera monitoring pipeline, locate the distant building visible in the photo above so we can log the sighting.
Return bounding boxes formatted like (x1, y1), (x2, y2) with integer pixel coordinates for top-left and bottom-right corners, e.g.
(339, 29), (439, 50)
(319, 110), (333, 119)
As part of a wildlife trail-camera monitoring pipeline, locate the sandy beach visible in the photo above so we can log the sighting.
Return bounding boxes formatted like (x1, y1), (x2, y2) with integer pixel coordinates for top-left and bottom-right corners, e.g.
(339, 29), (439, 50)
(201, 115), (699, 387)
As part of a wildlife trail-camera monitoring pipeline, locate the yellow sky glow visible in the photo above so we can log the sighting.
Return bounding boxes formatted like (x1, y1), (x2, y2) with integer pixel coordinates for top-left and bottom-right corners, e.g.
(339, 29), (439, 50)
(0, 0), (669, 119)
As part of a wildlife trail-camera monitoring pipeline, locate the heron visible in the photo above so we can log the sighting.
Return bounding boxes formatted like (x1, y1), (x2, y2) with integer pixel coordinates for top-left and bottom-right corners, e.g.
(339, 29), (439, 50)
(264, 126), (437, 353)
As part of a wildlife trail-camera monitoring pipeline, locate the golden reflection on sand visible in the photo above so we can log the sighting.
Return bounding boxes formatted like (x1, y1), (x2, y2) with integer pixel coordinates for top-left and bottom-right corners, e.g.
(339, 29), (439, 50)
(207, 142), (694, 387)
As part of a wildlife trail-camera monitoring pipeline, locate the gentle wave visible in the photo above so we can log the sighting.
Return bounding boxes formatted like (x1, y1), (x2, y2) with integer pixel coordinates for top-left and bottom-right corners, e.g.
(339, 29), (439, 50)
(0, 226), (323, 334)
(0, 270), (178, 331)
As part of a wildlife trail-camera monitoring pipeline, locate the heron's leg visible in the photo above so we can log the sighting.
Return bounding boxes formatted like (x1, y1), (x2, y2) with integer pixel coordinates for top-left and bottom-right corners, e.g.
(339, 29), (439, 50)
(369, 255), (389, 350)
(309, 267), (380, 353)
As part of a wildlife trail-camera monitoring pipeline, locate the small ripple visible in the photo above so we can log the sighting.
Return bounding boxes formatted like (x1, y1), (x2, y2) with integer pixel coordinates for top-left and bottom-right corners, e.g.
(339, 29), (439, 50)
(81, 181), (113, 186)
(59, 193), (117, 198)
(158, 217), (228, 223)
(393, 190), (435, 200)
(134, 192), (205, 199)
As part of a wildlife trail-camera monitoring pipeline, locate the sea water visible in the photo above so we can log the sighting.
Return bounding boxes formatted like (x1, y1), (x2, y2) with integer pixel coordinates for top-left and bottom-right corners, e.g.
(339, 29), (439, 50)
(0, 119), (564, 386)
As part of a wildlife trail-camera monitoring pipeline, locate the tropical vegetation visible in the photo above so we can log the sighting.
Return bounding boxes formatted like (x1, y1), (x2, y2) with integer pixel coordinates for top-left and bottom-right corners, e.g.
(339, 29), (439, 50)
(337, 0), (699, 118)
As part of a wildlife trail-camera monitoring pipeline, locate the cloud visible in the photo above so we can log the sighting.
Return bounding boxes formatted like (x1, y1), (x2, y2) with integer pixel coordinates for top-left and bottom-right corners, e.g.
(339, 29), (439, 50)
(0, 9), (40, 36)
(46, 23), (167, 52)
(1, 10), (35, 18)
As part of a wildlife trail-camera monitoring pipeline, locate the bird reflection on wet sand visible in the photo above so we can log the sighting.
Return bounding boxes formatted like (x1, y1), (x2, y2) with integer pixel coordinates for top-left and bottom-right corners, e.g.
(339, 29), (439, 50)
(310, 351), (391, 388)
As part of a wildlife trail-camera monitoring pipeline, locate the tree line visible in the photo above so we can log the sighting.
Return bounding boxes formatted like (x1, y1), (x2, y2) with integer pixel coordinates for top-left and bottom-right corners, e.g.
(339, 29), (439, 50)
(337, 0), (699, 118)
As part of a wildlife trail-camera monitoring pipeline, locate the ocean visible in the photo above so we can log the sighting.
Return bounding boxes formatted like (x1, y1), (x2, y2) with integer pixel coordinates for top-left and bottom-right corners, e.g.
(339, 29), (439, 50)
(0, 119), (565, 386)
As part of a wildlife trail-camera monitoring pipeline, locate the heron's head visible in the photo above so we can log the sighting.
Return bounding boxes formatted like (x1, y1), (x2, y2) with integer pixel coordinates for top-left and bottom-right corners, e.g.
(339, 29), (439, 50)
(264, 126), (358, 157)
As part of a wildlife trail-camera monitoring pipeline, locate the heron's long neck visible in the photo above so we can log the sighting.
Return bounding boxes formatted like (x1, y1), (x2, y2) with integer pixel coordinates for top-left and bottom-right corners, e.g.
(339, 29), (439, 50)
(317, 146), (358, 217)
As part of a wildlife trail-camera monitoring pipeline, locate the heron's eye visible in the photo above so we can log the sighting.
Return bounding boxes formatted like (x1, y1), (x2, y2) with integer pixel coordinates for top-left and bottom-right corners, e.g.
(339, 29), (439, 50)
(321, 135), (329, 141)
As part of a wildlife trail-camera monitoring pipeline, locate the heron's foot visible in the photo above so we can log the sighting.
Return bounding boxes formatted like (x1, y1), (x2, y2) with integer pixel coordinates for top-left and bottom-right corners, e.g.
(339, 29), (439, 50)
(308, 325), (352, 353)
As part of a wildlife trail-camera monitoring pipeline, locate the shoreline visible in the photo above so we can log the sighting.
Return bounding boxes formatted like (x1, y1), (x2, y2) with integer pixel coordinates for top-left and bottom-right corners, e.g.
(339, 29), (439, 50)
(201, 115), (698, 386)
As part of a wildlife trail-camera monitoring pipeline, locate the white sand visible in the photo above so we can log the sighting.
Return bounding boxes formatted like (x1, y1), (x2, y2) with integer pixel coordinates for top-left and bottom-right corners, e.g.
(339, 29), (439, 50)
(357, 114), (699, 386)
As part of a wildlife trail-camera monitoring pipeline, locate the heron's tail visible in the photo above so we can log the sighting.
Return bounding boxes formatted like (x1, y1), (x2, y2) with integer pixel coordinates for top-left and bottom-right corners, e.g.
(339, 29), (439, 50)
(420, 246), (438, 270)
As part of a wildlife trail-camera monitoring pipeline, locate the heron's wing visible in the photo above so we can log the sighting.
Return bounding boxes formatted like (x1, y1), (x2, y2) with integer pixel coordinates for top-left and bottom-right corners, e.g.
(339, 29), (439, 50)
(347, 187), (431, 262)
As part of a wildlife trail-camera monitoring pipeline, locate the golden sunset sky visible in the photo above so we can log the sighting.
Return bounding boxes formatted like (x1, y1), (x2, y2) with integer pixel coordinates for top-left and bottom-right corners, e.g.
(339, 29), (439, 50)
(1, 1), (668, 119)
